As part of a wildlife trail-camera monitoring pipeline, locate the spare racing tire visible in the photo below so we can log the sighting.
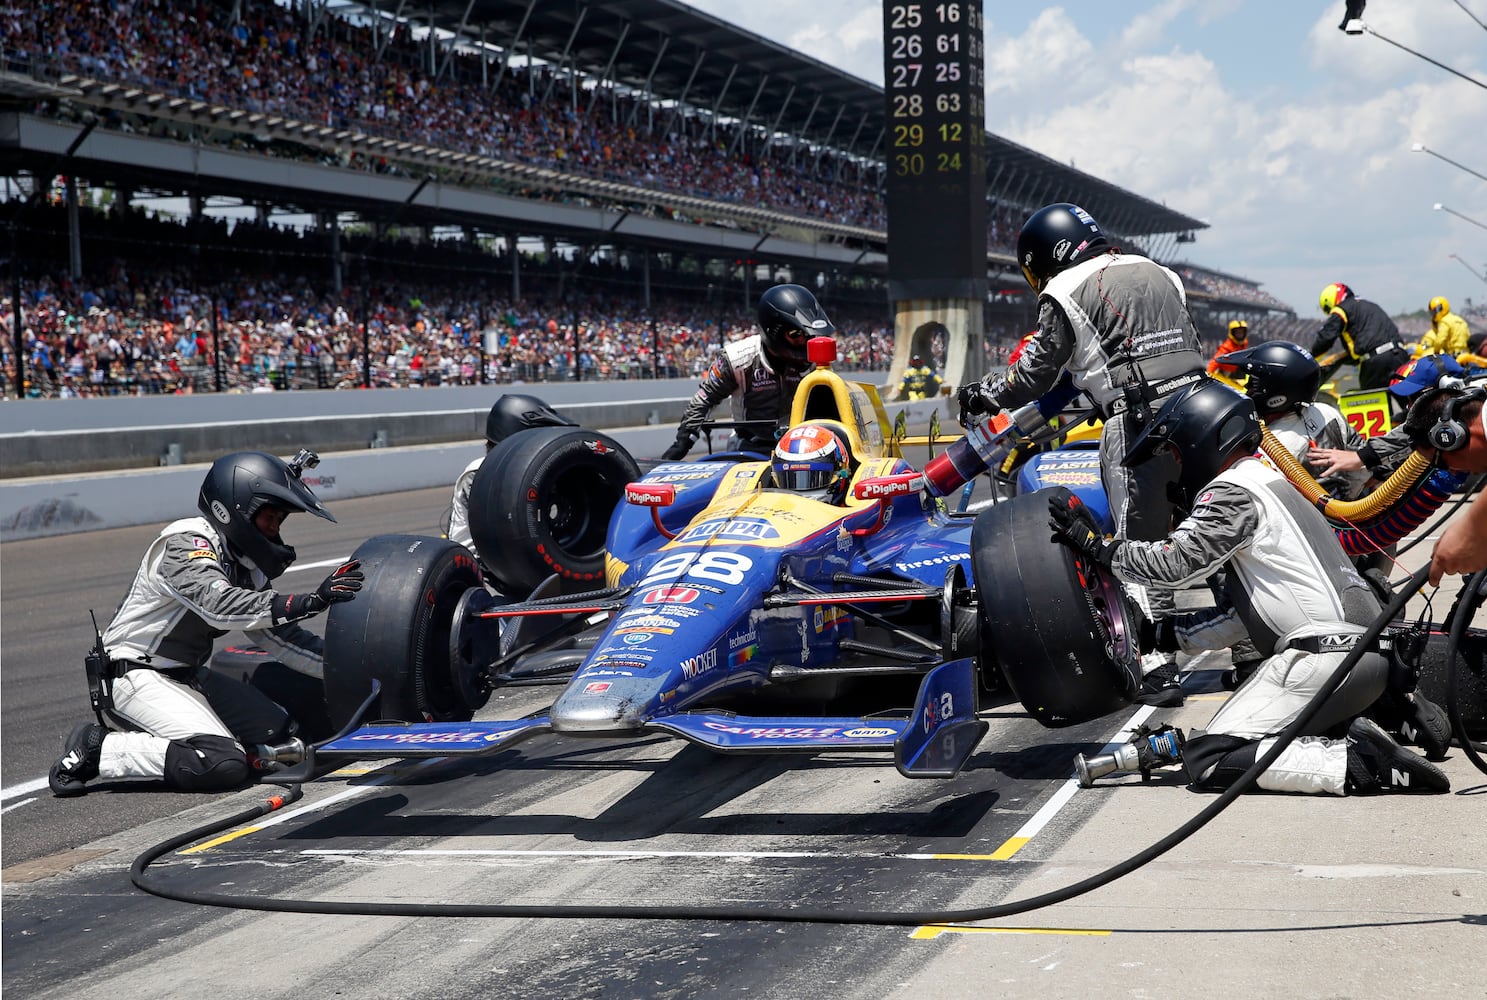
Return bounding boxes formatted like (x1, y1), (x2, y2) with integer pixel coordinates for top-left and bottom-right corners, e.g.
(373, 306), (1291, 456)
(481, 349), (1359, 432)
(972, 487), (1141, 727)
(469, 426), (640, 596)
(1415, 624), (1486, 739)
(323, 534), (483, 729)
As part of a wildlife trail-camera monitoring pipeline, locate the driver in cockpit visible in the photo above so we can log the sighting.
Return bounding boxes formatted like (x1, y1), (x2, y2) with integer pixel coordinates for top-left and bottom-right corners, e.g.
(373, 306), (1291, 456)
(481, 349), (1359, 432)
(770, 423), (852, 505)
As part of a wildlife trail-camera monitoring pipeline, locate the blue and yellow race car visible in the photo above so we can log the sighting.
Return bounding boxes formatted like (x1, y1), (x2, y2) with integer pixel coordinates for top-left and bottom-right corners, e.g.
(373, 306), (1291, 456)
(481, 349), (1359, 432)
(314, 340), (1140, 778)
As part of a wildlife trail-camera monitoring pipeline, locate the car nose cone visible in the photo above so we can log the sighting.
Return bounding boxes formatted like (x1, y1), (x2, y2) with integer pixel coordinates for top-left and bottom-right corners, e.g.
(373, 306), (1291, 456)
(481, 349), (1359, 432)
(551, 672), (667, 733)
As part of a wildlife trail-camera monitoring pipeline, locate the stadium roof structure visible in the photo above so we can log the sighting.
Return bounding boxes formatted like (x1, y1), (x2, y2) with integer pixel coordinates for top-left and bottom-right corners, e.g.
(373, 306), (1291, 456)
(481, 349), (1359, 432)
(343, 0), (1206, 239)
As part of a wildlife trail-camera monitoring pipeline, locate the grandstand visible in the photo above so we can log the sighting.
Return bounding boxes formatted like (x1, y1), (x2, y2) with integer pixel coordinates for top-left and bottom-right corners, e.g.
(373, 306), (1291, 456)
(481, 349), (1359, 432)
(2, 0), (1284, 399)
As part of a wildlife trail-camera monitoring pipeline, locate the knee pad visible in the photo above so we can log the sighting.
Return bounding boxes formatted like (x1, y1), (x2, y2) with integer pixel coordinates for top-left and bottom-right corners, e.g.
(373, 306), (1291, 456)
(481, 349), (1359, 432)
(164, 735), (250, 791)
(1181, 733), (1254, 790)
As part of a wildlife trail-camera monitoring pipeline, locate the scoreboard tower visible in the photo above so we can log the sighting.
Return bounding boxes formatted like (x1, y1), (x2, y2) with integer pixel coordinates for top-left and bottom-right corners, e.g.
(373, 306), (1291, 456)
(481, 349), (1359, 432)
(881, 0), (988, 390)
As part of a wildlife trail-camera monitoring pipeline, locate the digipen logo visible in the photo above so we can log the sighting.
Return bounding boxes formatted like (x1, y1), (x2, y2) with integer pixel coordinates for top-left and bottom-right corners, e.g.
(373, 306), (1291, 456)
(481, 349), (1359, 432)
(853, 473), (923, 500)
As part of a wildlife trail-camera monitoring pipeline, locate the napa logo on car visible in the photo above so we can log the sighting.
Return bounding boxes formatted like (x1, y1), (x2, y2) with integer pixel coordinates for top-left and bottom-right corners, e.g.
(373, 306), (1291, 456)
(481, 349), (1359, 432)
(680, 648), (718, 679)
(676, 517), (780, 543)
(813, 605), (849, 633)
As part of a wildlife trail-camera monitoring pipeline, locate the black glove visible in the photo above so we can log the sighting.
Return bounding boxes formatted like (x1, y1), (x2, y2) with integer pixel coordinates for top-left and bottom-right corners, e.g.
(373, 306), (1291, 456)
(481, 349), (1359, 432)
(661, 430), (695, 462)
(956, 381), (1001, 426)
(1047, 494), (1121, 569)
(272, 559), (363, 623)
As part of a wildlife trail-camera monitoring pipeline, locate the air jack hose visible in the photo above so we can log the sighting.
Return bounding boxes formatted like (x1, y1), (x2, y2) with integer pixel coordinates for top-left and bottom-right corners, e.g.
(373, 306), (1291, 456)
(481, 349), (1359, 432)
(132, 569), (1432, 925)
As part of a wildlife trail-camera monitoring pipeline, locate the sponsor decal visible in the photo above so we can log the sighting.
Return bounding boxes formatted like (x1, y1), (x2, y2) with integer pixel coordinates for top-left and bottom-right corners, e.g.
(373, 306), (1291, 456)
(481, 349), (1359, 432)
(843, 727), (898, 739)
(615, 626), (675, 636)
(616, 612), (683, 629)
(836, 524), (852, 552)
(1035, 471), (1101, 487)
(1071, 205), (1096, 226)
(1071, 239), (1091, 259)
(583, 681), (612, 694)
(854, 473), (923, 499)
(676, 517), (780, 542)
(922, 691), (956, 735)
(813, 606), (849, 633)
(1053, 238), (1072, 261)
(700, 722), (850, 740)
(193, 537), (211, 549)
(301, 474), (336, 489)
(580, 667), (639, 677)
(209, 500), (231, 524)
(1196, 490), (1215, 505)
(728, 627), (758, 650)
(680, 648), (717, 679)
(351, 731), (491, 745)
(622, 632), (654, 645)
(893, 552), (970, 572)
(728, 643), (758, 668)
(643, 586), (700, 605)
(585, 439), (613, 455)
(626, 484), (674, 506)
(646, 470), (717, 482)
(187, 549), (219, 560)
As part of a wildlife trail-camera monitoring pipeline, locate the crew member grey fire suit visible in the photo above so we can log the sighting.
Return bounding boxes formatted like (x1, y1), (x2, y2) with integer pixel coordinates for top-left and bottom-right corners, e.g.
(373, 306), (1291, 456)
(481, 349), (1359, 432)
(674, 334), (805, 453)
(1267, 400), (1370, 500)
(1112, 454), (1388, 794)
(978, 250), (1207, 624)
(95, 517), (327, 789)
(447, 456), (481, 553)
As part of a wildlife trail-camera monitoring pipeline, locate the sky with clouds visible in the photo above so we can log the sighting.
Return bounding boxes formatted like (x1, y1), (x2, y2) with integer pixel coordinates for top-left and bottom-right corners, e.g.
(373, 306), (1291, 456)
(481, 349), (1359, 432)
(686, 0), (1487, 318)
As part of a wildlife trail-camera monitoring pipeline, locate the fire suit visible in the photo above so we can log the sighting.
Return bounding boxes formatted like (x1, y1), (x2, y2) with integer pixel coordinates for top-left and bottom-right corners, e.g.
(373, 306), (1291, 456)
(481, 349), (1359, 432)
(447, 455), (482, 553)
(1110, 455), (1388, 794)
(1268, 401), (1370, 500)
(1418, 310), (1470, 358)
(95, 516), (327, 789)
(1309, 298), (1408, 390)
(673, 334), (804, 453)
(978, 250), (1207, 625)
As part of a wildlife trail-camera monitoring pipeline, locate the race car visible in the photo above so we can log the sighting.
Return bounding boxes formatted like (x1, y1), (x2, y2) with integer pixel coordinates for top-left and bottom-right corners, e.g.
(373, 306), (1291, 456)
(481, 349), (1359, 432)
(310, 339), (1141, 777)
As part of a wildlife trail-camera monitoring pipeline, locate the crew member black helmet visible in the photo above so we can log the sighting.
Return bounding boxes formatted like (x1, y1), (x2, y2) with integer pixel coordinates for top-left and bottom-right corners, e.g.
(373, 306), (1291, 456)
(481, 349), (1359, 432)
(1016, 203), (1113, 294)
(198, 451), (335, 578)
(485, 393), (577, 446)
(1223, 340), (1322, 419)
(1123, 380), (1262, 510)
(757, 283), (834, 368)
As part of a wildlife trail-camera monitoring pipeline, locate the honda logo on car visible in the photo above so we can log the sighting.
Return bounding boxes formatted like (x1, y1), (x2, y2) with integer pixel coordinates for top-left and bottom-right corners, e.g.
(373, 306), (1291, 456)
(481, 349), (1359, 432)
(643, 586), (699, 605)
(680, 648), (717, 679)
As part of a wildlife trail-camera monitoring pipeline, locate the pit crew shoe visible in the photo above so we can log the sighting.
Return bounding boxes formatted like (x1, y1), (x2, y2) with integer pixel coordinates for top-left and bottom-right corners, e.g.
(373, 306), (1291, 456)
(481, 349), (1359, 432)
(1397, 692), (1451, 762)
(1345, 717), (1450, 795)
(1137, 657), (1185, 707)
(1075, 724), (1185, 787)
(49, 723), (107, 797)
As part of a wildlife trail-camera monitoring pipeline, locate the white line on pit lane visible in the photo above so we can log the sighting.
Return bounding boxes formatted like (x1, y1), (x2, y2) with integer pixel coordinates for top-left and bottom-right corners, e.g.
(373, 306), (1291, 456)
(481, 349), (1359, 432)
(2, 797), (39, 813)
(2, 777), (51, 803)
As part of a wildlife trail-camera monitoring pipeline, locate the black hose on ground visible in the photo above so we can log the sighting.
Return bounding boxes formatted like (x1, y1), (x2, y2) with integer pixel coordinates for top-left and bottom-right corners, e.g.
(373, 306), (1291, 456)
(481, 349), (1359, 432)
(132, 568), (1432, 924)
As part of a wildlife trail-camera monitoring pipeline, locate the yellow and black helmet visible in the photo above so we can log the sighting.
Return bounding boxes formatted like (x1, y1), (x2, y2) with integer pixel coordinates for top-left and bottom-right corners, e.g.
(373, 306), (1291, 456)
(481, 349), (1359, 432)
(1429, 296), (1450, 319)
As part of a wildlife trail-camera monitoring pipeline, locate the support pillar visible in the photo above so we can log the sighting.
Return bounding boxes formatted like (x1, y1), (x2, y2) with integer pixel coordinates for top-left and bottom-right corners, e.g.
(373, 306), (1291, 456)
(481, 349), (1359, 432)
(65, 175), (82, 280)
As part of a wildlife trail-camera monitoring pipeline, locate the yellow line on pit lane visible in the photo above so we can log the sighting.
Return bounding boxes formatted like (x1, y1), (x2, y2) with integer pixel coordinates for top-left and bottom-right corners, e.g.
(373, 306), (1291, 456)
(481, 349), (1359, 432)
(178, 761), (443, 855)
(910, 924), (1111, 939)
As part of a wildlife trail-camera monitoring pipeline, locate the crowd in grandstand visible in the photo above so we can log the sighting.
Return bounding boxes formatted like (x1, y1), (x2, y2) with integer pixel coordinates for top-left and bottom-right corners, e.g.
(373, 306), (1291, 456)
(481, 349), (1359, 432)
(3, 0), (1037, 252)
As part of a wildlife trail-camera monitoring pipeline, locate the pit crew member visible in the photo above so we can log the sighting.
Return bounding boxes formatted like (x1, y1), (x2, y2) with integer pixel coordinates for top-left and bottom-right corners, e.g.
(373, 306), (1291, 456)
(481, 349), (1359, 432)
(1052, 380), (1448, 796)
(663, 284), (834, 460)
(956, 202), (1209, 707)
(49, 451), (364, 796)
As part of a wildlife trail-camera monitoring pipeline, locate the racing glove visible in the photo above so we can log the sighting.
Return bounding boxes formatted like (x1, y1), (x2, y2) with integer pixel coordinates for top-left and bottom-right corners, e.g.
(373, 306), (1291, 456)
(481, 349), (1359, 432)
(272, 559), (363, 624)
(956, 380), (1001, 426)
(661, 429), (695, 462)
(1047, 494), (1121, 569)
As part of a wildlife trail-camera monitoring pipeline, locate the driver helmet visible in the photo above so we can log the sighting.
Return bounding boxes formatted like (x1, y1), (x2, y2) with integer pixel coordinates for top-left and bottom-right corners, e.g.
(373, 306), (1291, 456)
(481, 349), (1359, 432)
(1319, 282), (1353, 315)
(757, 284), (834, 370)
(198, 451), (336, 578)
(1223, 340), (1321, 418)
(1122, 380), (1262, 512)
(1226, 319), (1249, 344)
(1428, 296), (1450, 321)
(910, 354), (924, 367)
(1015, 203), (1113, 294)
(771, 423), (851, 504)
(485, 393), (576, 447)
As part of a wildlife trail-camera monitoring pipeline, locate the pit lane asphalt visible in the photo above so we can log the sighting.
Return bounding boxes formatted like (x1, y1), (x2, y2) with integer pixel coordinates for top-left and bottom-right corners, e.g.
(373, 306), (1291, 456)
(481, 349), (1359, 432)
(6, 483), (1484, 999)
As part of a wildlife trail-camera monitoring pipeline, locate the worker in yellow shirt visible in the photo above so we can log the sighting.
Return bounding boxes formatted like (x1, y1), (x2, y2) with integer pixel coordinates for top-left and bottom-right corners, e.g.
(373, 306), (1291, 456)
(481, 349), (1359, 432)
(1415, 296), (1470, 358)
